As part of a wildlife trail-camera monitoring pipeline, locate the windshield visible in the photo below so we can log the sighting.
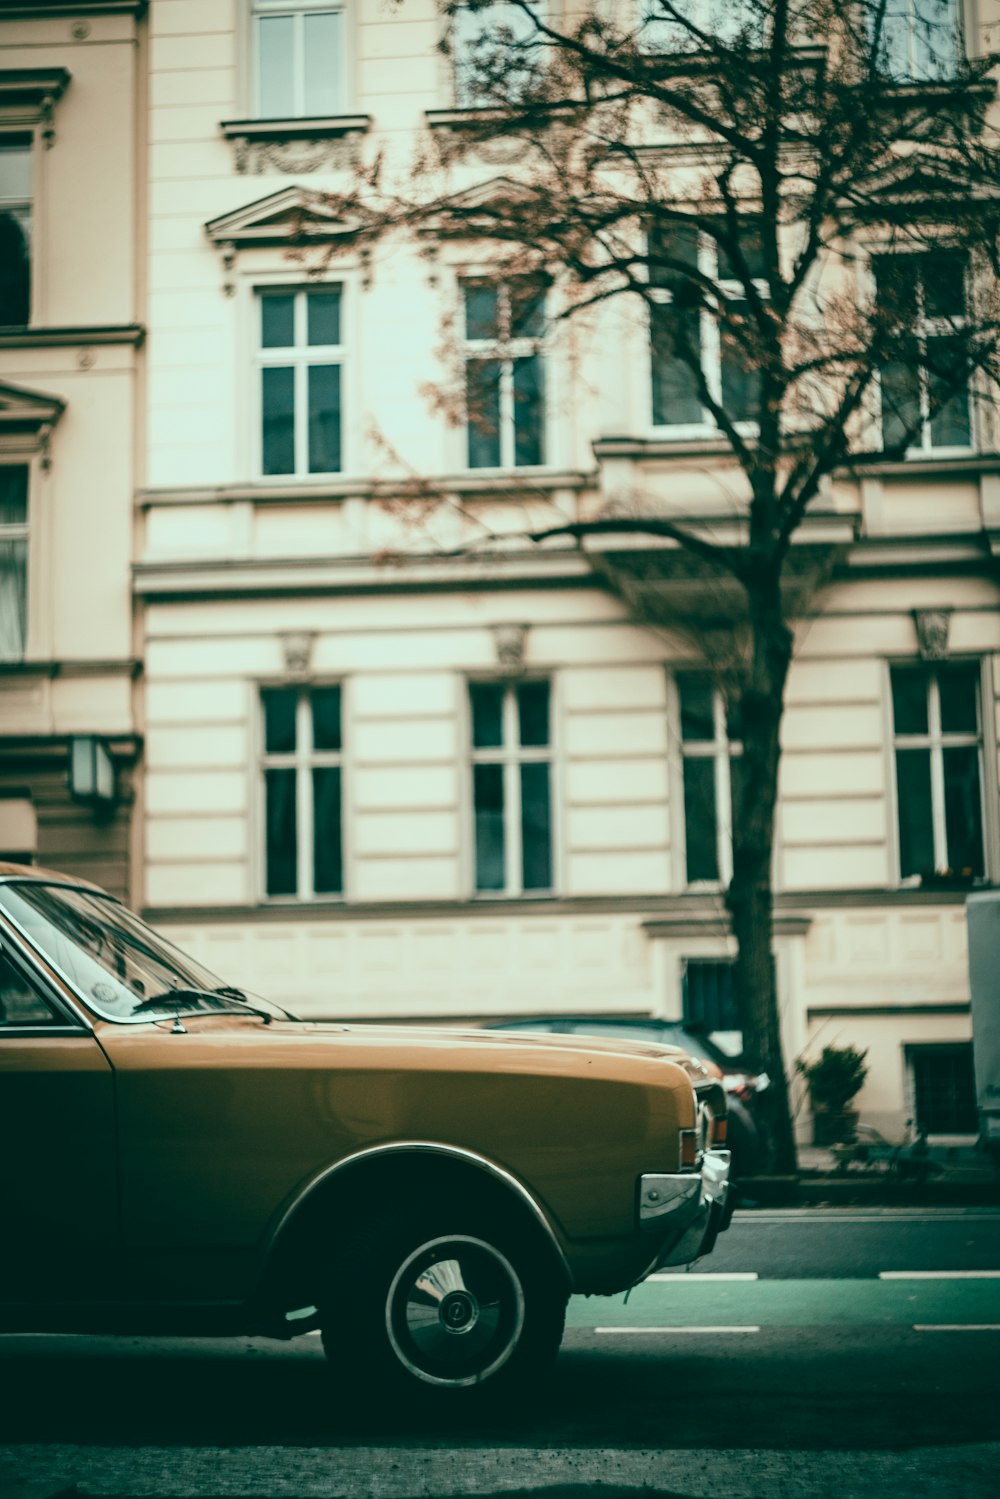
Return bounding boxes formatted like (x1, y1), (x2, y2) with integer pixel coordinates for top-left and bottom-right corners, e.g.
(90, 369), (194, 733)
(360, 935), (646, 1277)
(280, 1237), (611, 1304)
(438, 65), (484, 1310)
(0, 881), (286, 1024)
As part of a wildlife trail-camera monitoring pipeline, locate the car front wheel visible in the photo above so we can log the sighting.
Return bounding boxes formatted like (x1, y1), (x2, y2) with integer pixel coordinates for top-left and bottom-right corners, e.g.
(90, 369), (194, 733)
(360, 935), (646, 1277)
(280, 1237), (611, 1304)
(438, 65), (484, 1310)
(320, 1203), (567, 1404)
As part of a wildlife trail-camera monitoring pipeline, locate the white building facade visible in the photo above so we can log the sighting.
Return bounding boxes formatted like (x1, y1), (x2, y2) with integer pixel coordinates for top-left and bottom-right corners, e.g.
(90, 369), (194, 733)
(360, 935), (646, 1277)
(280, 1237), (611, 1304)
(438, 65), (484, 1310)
(130, 0), (1000, 1142)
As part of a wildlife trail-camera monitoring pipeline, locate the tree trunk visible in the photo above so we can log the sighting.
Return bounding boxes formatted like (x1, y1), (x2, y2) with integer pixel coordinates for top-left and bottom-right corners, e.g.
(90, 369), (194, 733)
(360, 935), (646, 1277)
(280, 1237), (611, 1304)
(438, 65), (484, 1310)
(725, 566), (798, 1177)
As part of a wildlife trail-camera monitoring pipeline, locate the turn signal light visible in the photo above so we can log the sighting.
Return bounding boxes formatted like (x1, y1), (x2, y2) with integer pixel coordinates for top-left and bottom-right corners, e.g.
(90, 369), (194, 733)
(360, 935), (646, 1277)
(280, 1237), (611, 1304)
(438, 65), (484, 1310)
(714, 1117), (728, 1145)
(679, 1128), (699, 1169)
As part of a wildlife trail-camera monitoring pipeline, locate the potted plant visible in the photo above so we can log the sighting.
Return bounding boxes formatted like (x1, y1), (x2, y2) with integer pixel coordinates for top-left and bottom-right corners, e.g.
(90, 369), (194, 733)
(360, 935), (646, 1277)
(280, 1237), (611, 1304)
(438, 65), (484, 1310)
(796, 1045), (869, 1146)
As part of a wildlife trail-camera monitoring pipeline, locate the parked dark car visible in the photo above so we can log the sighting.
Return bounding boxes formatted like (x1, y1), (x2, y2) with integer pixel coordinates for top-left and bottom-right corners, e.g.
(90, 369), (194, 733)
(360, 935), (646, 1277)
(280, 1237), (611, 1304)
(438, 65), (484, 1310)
(485, 1016), (769, 1181)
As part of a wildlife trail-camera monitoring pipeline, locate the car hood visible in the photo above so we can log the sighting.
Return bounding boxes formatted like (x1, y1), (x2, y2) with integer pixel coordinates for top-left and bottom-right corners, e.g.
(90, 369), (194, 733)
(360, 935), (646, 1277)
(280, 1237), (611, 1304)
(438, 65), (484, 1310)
(95, 1012), (711, 1088)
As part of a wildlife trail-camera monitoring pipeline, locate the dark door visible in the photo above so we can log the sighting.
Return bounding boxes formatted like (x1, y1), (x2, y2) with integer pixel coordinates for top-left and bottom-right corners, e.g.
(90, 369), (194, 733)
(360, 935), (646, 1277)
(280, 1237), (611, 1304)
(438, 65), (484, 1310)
(0, 939), (117, 1303)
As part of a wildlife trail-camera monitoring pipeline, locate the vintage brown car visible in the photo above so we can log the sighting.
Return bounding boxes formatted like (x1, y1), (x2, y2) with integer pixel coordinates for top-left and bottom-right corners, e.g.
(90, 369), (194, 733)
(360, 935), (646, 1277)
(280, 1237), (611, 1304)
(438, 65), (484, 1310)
(0, 863), (731, 1403)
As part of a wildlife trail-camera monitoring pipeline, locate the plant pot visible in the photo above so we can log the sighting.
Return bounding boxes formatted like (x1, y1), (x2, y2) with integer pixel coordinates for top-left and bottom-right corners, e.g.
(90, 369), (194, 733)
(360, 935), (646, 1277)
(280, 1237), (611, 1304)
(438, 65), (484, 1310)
(812, 1107), (859, 1147)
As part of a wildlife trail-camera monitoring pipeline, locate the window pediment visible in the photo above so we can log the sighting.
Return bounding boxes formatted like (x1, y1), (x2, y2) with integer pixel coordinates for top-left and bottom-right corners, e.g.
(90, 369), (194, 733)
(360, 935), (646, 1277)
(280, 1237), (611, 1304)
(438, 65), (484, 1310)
(205, 187), (365, 249)
(0, 68), (70, 144)
(0, 379), (64, 436)
(854, 154), (1000, 215)
(419, 175), (540, 240)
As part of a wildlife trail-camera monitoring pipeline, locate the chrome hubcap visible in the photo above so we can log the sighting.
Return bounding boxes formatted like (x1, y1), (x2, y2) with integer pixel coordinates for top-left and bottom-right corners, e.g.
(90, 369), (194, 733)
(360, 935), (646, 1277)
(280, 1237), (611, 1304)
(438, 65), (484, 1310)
(385, 1234), (525, 1388)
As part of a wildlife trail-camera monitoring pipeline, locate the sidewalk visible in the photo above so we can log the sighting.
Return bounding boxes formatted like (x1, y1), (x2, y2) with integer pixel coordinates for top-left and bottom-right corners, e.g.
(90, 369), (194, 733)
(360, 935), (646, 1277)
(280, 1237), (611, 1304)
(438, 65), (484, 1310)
(741, 1141), (1000, 1208)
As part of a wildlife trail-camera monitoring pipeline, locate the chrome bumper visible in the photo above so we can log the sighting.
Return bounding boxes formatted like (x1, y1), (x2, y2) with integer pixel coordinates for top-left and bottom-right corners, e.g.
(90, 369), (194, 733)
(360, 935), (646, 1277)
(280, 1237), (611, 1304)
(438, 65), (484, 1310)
(636, 1147), (732, 1274)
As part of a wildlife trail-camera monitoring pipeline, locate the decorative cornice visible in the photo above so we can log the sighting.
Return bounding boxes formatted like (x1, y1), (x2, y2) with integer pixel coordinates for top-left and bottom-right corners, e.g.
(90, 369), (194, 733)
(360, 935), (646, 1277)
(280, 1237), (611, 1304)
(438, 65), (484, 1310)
(132, 551), (592, 600)
(807, 1003), (970, 1019)
(220, 115), (370, 141)
(139, 885), (985, 928)
(0, 325), (144, 350)
(0, 658), (141, 680)
(0, 379), (64, 463)
(840, 454), (1000, 480)
(205, 186), (366, 247)
(0, 3), (144, 14)
(220, 116), (370, 176)
(597, 441), (1000, 481)
(593, 435), (734, 461)
(0, 66), (70, 145)
(642, 914), (814, 939)
(0, 734), (142, 764)
(0, 68), (70, 108)
(424, 102), (578, 131)
(137, 469), (594, 507)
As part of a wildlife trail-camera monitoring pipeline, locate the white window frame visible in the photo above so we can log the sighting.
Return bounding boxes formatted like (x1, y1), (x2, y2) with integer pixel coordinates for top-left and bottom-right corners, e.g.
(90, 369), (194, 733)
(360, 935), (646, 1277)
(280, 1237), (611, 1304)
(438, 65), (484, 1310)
(876, 0), (964, 83)
(468, 678), (556, 897)
(874, 249), (973, 456)
(251, 0), (347, 119)
(461, 277), (548, 471)
(888, 659), (987, 883)
(258, 683), (346, 902)
(648, 226), (767, 436)
(254, 283), (345, 479)
(0, 464), (29, 663)
(673, 672), (740, 888)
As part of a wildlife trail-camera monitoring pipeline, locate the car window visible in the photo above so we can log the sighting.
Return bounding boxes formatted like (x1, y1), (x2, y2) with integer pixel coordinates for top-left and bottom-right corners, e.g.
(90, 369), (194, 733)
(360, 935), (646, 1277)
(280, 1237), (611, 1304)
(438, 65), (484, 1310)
(564, 1022), (666, 1043)
(0, 948), (58, 1026)
(0, 882), (285, 1024)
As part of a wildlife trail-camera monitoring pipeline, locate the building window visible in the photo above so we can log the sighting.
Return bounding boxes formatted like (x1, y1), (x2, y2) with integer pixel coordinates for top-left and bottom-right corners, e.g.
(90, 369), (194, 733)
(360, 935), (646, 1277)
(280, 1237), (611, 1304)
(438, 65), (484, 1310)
(452, 2), (546, 109)
(876, 251), (972, 452)
(890, 661), (985, 882)
(469, 679), (553, 894)
(0, 137), (31, 327)
(683, 958), (741, 1050)
(876, 0), (963, 82)
(908, 1043), (977, 1135)
(677, 673), (740, 885)
(257, 286), (343, 477)
(638, 1), (761, 51)
(253, 0), (345, 118)
(0, 466), (28, 661)
(463, 278), (546, 469)
(260, 684), (343, 898)
(649, 221), (765, 430)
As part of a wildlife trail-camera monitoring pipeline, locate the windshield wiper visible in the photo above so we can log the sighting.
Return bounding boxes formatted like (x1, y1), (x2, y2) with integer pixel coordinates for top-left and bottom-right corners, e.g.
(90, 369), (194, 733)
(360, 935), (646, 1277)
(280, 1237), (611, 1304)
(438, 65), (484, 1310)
(131, 988), (275, 1024)
(210, 985), (297, 1022)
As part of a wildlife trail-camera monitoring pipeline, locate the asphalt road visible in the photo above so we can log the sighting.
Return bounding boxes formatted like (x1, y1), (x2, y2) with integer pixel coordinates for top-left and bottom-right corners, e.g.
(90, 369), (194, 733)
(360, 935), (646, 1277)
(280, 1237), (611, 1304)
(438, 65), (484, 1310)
(2, 1209), (999, 1499)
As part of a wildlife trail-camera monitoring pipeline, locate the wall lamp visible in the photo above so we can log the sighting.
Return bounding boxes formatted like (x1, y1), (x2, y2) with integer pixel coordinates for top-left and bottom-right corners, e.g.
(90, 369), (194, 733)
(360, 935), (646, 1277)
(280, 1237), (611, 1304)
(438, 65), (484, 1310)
(69, 736), (116, 807)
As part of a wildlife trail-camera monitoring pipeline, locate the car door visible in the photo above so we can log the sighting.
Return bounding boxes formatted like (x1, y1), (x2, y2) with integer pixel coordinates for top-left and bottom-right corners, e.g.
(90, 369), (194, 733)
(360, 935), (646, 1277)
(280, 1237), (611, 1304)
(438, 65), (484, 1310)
(0, 936), (118, 1304)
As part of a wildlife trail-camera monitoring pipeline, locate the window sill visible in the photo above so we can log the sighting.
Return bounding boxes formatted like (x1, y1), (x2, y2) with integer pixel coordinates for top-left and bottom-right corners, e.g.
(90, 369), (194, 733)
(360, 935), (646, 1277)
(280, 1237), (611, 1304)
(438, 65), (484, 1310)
(260, 896), (347, 907)
(472, 891), (557, 902)
(425, 102), (578, 131)
(593, 434), (736, 462)
(843, 452), (1000, 480)
(0, 324), (144, 349)
(220, 115), (371, 141)
(872, 75), (995, 108)
(640, 42), (826, 80)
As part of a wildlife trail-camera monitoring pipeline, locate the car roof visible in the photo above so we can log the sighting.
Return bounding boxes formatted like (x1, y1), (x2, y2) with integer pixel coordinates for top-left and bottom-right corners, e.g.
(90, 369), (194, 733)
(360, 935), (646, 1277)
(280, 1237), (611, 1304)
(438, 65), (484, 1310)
(0, 861), (106, 893)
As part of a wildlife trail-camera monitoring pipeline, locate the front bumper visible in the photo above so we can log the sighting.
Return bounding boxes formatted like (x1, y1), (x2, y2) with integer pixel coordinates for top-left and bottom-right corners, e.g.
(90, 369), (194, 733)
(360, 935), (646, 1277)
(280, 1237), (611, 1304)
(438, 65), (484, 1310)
(635, 1147), (732, 1277)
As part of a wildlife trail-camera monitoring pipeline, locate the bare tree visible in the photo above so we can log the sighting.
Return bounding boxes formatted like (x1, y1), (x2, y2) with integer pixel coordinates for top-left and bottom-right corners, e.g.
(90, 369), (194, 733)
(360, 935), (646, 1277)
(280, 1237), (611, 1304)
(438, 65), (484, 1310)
(329, 0), (1000, 1173)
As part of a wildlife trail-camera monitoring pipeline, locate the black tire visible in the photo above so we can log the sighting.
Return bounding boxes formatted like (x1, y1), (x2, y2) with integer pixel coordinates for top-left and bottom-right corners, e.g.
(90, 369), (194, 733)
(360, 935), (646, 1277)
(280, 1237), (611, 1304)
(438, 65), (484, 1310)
(319, 1198), (567, 1406)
